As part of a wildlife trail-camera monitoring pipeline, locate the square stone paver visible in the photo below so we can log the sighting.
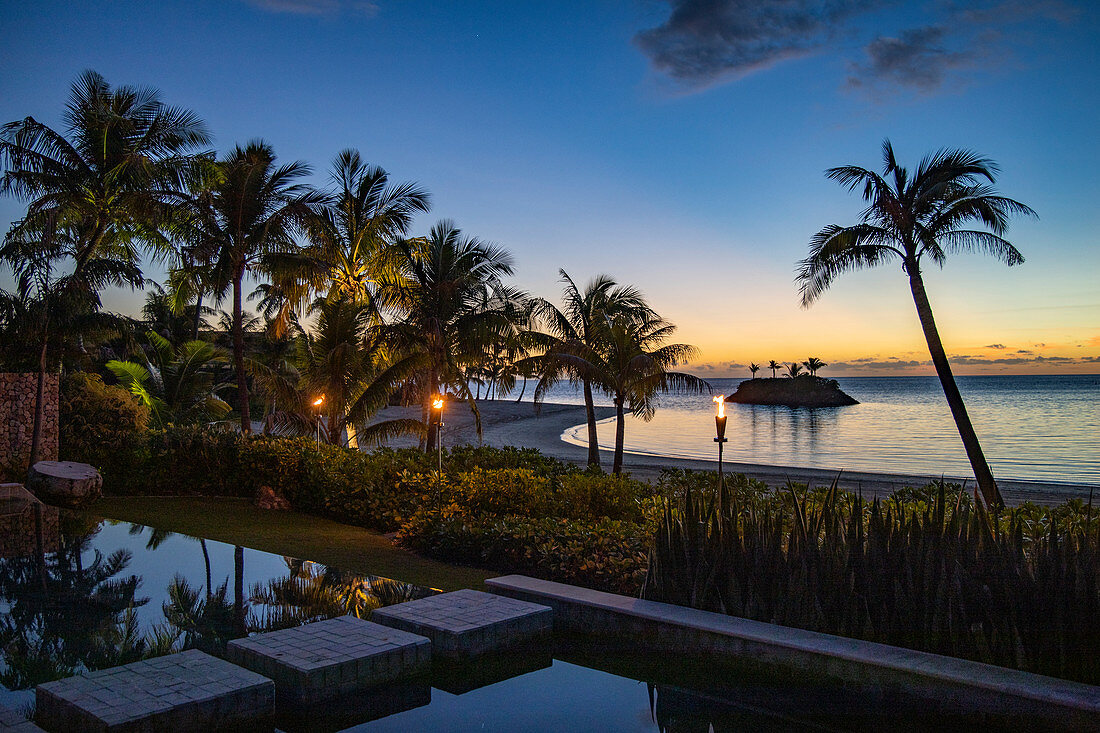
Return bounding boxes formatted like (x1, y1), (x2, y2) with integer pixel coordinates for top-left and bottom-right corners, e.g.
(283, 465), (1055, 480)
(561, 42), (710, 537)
(0, 702), (46, 732)
(226, 615), (431, 706)
(371, 589), (552, 659)
(35, 649), (272, 732)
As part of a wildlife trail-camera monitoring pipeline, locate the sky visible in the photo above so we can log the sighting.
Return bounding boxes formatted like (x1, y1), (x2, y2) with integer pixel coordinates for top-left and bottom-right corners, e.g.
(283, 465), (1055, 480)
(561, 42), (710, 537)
(1, 0), (1097, 377)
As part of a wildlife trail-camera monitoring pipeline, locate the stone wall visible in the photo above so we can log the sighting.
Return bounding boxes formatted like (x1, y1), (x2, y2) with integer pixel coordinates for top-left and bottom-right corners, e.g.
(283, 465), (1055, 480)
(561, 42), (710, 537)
(0, 372), (59, 480)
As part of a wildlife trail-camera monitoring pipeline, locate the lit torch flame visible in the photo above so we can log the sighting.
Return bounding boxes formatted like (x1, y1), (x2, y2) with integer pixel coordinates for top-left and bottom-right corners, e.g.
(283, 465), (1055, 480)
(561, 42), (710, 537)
(312, 395), (324, 407)
(713, 395), (724, 419)
(432, 398), (444, 410)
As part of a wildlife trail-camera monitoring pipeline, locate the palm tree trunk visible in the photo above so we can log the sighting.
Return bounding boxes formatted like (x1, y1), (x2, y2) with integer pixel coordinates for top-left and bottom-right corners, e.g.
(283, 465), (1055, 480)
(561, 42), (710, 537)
(908, 268), (1004, 509)
(192, 291), (204, 341)
(583, 378), (600, 467)
(612, 396), (625, 475)
(234, 545), (246, 635)
(200, 539), (212, 599)
(232, 271), (251, 436)
(345, 420), (358, 450)
(425, 367), (438, 453)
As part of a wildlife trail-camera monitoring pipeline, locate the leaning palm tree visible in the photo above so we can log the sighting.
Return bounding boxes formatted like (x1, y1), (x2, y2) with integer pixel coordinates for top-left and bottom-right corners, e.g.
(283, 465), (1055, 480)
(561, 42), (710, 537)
(802, 357), (826, 376)
(0, 70), (210, 462)
(377, 220), (525, 452)
(749, 362), (761, 379)
(785, 362), (804, 378)
(179, 141), (324, 435)
(525, 271), (652, 467)
(767, 359), (781, 379)
(798, 140), (1035, 509)
(556, 313), (708, 474)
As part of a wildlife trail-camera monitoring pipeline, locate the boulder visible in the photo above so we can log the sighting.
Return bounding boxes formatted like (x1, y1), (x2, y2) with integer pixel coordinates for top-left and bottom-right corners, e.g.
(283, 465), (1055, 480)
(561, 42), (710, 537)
(255, 485), (291, 511)
(27, 461), (103, 508)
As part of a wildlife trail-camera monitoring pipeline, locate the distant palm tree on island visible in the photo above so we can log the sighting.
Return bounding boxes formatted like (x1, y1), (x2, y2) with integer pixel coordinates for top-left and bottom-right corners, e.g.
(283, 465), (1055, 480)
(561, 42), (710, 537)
(768, 360), (781, 378)
(785, 362), (804, 378)
(749, 362), (760, 379)
(797, 140), (1035, 510)
(802, 357), (826, 376)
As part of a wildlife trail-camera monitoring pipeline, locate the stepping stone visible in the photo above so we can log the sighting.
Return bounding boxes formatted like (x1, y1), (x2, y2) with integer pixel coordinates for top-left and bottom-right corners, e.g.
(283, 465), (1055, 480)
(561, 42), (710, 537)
(35, 649), (272, 732)
(226, 615), (431, 706)
(371, 589), (552, 659)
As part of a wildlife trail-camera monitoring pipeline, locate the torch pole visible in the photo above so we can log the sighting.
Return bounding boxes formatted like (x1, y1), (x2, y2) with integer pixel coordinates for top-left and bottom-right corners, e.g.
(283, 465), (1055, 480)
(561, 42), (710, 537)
(714, 404), (728, 517)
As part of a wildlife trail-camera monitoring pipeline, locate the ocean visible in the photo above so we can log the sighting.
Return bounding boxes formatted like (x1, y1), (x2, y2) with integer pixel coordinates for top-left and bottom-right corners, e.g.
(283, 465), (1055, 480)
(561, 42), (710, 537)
(523, 374), (1100, 486)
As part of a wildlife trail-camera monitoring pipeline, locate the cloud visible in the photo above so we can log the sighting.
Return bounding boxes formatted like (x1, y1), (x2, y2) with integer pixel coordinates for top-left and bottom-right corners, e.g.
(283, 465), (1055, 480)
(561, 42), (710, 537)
(634, 0), (1083, 93)
(848, 26), (971, 92)
(242, 0), (378, 16)
(830, 359), (926, 370)
(985, 343), (1006, 350)
(949, 354), (1076, 365)
(633, 0), (876, 89)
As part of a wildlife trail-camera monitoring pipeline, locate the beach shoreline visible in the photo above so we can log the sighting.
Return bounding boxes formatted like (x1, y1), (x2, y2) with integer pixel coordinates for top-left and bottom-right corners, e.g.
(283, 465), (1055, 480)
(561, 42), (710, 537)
(366, 399), (1096, 506)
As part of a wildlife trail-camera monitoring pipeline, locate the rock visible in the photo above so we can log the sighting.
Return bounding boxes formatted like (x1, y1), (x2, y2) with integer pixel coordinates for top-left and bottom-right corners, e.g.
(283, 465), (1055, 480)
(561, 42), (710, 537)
(726, 376), (859, 408)
(27, 461), (103, 508)
(255, 485), (290, 511)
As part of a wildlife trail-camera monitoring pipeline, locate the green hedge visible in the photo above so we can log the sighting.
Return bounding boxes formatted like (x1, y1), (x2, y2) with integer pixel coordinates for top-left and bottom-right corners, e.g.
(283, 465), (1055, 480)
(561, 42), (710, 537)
(59, 372), (150, 486)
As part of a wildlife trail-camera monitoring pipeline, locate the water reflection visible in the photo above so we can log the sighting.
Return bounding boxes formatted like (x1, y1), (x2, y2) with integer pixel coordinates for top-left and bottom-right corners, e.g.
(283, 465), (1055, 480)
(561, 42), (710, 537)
(0, 512), (434, 702)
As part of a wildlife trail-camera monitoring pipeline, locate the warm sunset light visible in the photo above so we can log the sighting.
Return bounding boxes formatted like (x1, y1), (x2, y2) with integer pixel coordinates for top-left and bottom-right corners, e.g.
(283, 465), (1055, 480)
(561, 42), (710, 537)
(713, 395), (724, 419)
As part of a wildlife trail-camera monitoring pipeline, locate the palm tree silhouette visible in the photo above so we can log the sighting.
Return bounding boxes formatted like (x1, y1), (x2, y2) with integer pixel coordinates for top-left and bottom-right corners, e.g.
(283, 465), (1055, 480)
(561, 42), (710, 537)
(768, 360), (781, 379)
(0, 70), (209, 462)
(798, 140), (1034, 509)
(525, 271), (652, 467)
(378, 220), (525, 452)
(179, 141), (324, 435)
(554, 313), (707, 474)
(785, 362), (803, 378)
(749, 362), (761, 379)
(802, 357), (826, 376)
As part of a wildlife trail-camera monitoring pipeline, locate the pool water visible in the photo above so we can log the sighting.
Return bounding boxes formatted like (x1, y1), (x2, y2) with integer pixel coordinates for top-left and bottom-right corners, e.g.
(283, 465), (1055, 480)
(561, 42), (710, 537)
(1, 512), (1035, 731)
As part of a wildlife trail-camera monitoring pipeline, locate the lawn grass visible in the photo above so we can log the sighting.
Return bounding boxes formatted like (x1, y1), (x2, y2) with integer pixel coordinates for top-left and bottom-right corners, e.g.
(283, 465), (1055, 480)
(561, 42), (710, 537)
(81, 496), (495, 592)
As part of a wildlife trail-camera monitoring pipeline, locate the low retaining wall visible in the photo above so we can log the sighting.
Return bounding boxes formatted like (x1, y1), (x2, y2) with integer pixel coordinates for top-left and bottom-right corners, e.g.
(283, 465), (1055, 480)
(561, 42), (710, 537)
(0, 373), (59, 480)
(486, 574), (1100, 729)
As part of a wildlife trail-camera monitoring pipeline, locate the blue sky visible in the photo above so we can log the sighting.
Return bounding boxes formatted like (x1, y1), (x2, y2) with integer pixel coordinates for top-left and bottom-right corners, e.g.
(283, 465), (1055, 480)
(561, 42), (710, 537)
(2, 0), (1097, 375)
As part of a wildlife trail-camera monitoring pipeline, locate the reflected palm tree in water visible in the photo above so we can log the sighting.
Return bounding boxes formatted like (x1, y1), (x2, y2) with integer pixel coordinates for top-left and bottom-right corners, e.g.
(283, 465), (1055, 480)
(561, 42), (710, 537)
(0, 522), (153, 690)
(248, 558), (427, 632)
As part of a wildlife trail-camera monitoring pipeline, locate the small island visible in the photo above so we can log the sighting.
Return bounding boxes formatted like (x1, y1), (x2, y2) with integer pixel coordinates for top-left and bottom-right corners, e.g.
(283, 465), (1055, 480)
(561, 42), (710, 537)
(726, 375), (859, 408)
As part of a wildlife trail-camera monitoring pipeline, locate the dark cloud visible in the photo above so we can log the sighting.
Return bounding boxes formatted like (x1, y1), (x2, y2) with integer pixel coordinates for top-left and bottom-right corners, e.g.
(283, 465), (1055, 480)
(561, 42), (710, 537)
(634, 0), (1084, 93)
(830, 359), (926, 370)
(633, 0), (875, 88)
(985, 343), (1006, 350)
(847, 26), (970, 92)
(950, 354), (1076, 365)
(242, 0), (377, 15)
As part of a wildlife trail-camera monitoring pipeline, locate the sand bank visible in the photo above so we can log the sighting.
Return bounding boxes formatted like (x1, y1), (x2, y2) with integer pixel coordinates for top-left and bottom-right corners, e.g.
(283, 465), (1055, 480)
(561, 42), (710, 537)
(364, 399), (1094, 507)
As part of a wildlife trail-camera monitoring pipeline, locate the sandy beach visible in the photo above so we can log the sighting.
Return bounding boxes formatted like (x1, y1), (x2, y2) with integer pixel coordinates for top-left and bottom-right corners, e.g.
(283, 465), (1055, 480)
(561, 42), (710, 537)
(365, 400), (1092, 506)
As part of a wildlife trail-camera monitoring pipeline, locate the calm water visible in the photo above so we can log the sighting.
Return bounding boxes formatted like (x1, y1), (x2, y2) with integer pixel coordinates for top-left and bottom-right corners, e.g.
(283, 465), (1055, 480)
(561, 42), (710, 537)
(0, 513), (432, 712)
(2, 513), (998, 731)
(550, 375), (1100, 485)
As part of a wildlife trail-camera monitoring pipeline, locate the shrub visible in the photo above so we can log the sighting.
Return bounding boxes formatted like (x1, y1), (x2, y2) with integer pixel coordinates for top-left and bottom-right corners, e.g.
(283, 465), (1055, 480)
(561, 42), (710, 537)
(396, 510), (649, 595)
(59, 372), (149, 488)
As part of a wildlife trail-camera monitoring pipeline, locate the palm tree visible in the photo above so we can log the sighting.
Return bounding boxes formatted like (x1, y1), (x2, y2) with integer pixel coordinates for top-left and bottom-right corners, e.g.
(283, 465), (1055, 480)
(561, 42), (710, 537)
(798, 140), (1034, 509)
(377, 220), (525, 452)
(749, 362), (761, 379)
(785, 362), (804, 378)
(250, 297), (424, 447)
(0, 70), (210, 462)
(304, 150), (430, 307)
(802, 357), (826, 376)
(556, 313), (708, 474)
(767, 360), (781, 378)
(106, 330), (231, 426)
(526, 271), (652, 467)
(180, 141), (324, 435)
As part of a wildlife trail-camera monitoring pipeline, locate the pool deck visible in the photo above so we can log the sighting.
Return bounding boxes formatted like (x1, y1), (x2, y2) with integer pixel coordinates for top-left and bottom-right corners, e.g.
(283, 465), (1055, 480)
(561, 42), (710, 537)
(487, 574), (1100, 730)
